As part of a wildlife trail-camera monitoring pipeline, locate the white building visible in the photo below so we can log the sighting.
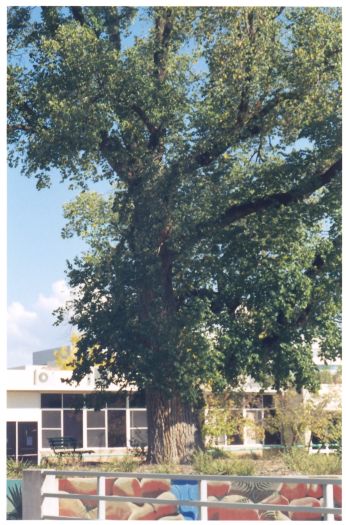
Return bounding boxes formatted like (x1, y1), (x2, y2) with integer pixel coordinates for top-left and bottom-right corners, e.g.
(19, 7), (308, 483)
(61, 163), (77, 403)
(6, 348), (341, 464)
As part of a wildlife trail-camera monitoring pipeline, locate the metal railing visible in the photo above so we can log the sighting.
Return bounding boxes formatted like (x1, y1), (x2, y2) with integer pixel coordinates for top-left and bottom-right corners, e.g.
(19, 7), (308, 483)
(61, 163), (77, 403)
(22, 469), (342, 521)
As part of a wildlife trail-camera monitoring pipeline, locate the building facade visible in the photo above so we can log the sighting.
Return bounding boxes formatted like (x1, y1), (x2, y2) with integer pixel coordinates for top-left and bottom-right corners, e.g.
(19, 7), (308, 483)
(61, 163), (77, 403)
(6, 349), (341, 464)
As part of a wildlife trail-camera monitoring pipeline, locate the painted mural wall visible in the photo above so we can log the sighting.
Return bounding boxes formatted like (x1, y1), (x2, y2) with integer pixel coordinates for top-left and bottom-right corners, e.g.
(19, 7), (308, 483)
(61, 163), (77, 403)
(58, 477), (342, 520)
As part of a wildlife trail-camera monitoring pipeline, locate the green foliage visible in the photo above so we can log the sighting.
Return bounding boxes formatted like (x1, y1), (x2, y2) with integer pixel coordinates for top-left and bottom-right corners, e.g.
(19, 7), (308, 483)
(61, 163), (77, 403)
(7, 458), (32, 479)
(202, 391), (245, 446)
(263, 390), (341, 448)
(282, 448), (341, 475)
(8, 7), (341, 458)
(192, 450), (255, 475)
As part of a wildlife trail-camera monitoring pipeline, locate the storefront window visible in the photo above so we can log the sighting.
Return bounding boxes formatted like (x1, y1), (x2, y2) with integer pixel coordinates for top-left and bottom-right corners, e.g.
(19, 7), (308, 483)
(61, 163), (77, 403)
(63, 410), (83, 447)
(40, 392), (147, 449)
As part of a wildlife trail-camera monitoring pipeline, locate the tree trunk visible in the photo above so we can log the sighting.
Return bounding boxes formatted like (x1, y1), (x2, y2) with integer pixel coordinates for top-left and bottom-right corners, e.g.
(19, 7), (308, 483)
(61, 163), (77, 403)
(146, 388), (204, 463)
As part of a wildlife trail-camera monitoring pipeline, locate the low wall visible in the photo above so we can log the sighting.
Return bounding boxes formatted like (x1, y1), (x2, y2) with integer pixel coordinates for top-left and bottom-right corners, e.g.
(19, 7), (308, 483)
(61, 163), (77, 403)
(57, 476), (342, 520)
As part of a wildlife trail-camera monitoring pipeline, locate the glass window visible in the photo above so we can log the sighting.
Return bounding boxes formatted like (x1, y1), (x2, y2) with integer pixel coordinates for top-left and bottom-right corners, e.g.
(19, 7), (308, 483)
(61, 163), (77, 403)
(107, 392), (127, 408)
(63, 394), (84, 410)
(18, 422), (38, 455)
(87, 410), (105, 428)
(85, 393), (107, 410)
(244, 394), (263, 409)
(263, 395), (275, 408)
(87, 429), (106, 447)
(63, 410), (83, 447)
(7, 422), (16, 457)
(108, 411), (126, 447)
(228, 432), (244, 445)
(129, 391), (146, 408)
(42, 429), (62, 448)
(130, 428), (148, 447)
(42, 410), (61, 428)
(41, 394), (62, 409)
(130, 410), (147, 428)
(264, 429), (281, 445)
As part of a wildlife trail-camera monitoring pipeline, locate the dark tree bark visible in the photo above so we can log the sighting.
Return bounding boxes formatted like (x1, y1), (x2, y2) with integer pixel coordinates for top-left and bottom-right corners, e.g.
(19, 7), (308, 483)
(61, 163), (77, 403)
(146, 388), (204, 463)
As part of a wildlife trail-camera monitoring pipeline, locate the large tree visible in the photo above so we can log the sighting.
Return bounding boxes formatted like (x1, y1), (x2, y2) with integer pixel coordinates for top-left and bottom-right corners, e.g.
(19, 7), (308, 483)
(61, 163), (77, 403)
(8, 7), (341, 463)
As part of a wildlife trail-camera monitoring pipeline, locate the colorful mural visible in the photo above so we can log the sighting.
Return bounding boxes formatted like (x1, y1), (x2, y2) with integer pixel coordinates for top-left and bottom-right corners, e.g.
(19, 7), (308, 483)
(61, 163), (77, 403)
(7, 479), (23, 520)
(58, 477), (342, 520)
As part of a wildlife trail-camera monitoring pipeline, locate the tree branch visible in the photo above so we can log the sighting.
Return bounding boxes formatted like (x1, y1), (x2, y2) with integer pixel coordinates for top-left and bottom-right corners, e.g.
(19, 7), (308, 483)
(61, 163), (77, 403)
(216, 158), (342, 228)
(193, 90), (298, 168)
(153, 9), (173, 82)
(131, 104), (165, 151)
(70, 7), (86, 25)
(102, 7), (121, 51)
(182, 158), (341, 246)
(99, 130), (134, 181)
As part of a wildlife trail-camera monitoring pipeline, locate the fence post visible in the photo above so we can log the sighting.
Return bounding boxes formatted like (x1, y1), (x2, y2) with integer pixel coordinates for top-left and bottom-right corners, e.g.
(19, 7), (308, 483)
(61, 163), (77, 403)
(22, 469), (44, 519)
(323, 482), (335, 521)
(199, 479), (208, 521)
(98, 474), (106, 520)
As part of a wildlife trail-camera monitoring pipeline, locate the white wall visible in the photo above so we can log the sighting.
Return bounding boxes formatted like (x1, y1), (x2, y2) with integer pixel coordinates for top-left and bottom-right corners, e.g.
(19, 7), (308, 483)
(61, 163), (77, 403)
(7, 391), (41, 422)
(6, 365), (126, 392)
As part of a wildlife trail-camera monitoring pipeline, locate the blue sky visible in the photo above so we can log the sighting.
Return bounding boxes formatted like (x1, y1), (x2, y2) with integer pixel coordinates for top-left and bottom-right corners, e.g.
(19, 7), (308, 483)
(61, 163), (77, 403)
(7, 165), (112, 367)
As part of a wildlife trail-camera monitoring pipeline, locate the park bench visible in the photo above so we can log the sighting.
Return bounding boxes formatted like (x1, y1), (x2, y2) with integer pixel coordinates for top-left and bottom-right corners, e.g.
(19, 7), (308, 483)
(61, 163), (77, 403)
(48, 437), (94, 459)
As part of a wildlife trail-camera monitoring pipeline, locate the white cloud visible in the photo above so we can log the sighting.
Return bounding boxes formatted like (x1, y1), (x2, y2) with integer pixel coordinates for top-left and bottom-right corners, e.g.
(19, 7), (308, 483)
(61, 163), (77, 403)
(36, 279), (71, 312)
(7, 280), (73, 368)
(7, 302), (38, 341)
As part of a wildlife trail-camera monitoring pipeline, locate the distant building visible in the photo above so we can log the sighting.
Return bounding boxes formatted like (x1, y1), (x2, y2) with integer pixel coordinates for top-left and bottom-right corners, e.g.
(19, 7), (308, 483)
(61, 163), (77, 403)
(32, 347), (66, 367)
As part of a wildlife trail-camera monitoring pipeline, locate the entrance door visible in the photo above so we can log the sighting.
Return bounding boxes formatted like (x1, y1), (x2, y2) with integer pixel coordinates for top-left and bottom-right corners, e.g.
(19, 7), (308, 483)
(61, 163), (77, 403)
(18, 422), (38, 464)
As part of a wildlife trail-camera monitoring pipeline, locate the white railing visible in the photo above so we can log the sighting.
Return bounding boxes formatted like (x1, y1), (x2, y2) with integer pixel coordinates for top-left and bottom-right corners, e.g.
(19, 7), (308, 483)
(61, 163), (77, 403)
(22, 469), (342, 521)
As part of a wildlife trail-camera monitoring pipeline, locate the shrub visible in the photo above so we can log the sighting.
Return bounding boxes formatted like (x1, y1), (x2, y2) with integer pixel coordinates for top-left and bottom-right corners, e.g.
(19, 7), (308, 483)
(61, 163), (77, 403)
(192, 450), (255, 475)
(281, 448), (341, 475)
(7, 458), (32, 479)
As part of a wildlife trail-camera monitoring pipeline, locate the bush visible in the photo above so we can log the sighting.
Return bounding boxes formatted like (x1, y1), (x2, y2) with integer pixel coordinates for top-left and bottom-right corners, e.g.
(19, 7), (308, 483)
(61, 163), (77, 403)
(282, 448), (341, 475)
(7, 458), (32, 479)
(192, 450), (255, 475)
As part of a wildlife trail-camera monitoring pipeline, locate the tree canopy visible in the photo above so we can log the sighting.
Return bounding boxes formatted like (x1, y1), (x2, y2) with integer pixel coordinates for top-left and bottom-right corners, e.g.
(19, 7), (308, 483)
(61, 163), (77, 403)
(8, 7), (341, 461)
